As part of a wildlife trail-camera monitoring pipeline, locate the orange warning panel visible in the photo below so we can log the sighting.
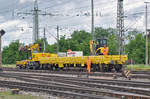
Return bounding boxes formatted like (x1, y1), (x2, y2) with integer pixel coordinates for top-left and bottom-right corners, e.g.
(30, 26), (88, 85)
(87, 57), (91, 73)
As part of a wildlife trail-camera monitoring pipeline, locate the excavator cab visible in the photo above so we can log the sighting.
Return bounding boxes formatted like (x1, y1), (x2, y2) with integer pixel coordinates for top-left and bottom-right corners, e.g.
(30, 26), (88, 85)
(95, 38), (108, 55)
(96, 38), (107, 49)
(90, 38), (108, 55)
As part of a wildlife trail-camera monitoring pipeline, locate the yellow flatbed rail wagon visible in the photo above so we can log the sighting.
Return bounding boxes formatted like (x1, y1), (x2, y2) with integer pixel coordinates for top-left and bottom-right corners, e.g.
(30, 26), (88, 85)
(16, 53), (128, 72)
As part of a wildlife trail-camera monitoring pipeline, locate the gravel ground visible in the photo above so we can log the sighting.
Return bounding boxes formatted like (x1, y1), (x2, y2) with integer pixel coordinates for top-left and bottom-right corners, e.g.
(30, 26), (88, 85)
(3, 71), (78, 78)
(0, 87), (64, 99)
(3, 71), (150, 82)
(0, 75), (64, 99)
(0, 88), (10, 92)
(130, 78), (150, 82)
(1, 71), (150, 99)
(4, 71), (150, 81)
(0, 77), (25, 83)
(21, 91), (65, 99)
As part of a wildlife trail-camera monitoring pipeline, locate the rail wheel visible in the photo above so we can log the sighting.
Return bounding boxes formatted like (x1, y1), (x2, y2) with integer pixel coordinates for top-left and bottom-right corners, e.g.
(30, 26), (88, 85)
(48, 64), (53, 71)
(42, 64), (48, 70)
(52, 66), (57, 71)
(16, 65), (20, 69)
(108, 65), (113, 72)
(33, 66), (36, 70)
(26, 64), (31, 70)
(22, 66), (26, 69)
(114, 64), (122, 72)
(20, 65), (23, 69)
(30, 62), (39, 70)
(99, 64), (106, 72)
(93, 64), (100, 72)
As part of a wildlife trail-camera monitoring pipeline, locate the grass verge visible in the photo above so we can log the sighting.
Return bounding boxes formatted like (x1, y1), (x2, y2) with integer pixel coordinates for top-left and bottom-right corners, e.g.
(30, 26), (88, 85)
(2, 64), (16, 68)
(0, 91), (42, 99)
(127, 64), (150, 71)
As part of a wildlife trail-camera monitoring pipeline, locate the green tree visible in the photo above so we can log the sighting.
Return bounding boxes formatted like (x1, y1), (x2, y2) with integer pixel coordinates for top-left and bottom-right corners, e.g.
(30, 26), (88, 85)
(127, 29), (139, 40)
(71, 30), (91, 55)
(125, 34), (145, 64)
(108, 33), (118, 55)
(46, 44), (57, 53)
(56, 30), (92, 55)
(95, 27), (109, 38)
(2, 40), (26, 64)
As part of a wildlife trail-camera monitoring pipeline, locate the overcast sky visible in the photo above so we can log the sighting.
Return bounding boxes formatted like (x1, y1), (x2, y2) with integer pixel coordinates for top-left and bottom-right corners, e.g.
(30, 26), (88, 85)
(0, 0), (150, 47)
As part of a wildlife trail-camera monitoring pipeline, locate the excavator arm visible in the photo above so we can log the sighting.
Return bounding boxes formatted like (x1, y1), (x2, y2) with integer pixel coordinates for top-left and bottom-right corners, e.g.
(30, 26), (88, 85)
(19, 43), (41, 59)
(19, 43), (40, 52)
(28, 44), (40, 52)
(90, 40), (93, 55)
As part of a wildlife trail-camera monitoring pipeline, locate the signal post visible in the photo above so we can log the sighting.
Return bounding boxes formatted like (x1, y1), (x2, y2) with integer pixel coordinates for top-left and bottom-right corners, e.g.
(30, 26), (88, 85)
(0, 29), (5, 71)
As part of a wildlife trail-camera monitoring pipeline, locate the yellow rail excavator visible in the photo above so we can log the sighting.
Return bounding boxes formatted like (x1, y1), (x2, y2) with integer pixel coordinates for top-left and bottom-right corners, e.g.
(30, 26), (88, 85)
(16, 38), (128, 72)
(19, 43), (41, 59)
(17, 43), (57, 69)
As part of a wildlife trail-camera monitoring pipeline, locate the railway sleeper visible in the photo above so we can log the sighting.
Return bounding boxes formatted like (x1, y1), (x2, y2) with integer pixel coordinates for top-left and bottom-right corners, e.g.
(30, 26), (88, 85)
(0, 74), (149, 99)
(0, 82), (114, 99)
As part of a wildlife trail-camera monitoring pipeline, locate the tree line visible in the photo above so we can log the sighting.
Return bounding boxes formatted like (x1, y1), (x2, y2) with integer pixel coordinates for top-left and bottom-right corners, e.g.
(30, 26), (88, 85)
(2, 27), (148, 64)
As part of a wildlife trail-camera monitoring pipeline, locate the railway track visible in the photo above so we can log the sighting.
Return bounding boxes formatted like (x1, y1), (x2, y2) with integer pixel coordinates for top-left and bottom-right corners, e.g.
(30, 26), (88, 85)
(0, 72), (149, 99)
(2, 67), (150, 80)
(2, 72), (150, 86)
(0, 80), (115, 99)
(132, 71), (150, 75)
